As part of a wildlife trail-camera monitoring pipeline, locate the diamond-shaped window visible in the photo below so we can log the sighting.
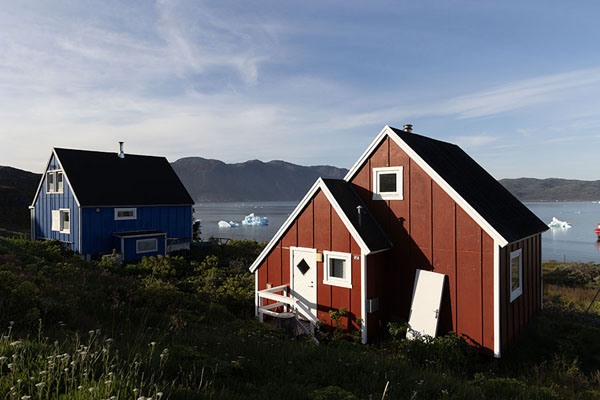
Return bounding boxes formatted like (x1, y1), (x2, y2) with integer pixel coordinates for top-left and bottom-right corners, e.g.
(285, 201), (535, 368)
(296, 258), (310, 275)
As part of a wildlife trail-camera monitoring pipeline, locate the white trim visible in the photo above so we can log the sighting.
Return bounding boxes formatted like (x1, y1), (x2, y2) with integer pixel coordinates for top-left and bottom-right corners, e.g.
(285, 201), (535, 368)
(344, 126), (509, 247)
(249, 179), (377, 273)
(52, 149), (81, 207)
(254, 270), (259, 318)
(322, 250), (352, 288)
(59, 208), (70, 234)
(361, 250), (367, 344)
(493, 243), (501, 358)
(509, 248), (523, 302)
(319, 181), (373, 254)
(372, 166), (403, 200)
(78, 207), (82, 253)
(30, 207), (35, 241)
(114, 208), (137, 220)
(136, 238), (158, 254)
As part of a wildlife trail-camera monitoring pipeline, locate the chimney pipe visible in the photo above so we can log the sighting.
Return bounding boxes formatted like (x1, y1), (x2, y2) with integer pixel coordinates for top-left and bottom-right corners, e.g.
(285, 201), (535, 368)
(357, 205), (363, 227)
(118, 142), (125, 159)
(403, 124), (413, 133)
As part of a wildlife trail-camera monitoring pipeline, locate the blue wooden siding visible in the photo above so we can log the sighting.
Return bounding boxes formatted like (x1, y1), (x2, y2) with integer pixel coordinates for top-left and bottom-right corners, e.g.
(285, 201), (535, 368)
(81, 205), (192, 255)
(118, 234), (166, 261)
(33, 153), (80, 252)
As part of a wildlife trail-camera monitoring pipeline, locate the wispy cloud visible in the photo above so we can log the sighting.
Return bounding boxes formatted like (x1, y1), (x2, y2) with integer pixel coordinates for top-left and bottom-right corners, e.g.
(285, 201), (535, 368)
(438, 68), (600, 119)
(452, 135), (497, 147)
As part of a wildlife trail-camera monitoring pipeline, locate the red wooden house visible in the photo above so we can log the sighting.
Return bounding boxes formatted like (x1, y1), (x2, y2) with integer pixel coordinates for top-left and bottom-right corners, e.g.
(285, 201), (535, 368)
(249, 125), (547, 357)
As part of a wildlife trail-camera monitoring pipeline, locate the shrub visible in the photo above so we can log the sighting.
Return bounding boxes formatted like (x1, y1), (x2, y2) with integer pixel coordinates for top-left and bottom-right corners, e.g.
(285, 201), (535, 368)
(309, 386), (359, 400)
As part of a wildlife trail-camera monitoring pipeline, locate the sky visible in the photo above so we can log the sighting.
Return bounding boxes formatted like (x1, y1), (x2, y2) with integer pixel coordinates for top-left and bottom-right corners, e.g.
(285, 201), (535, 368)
(1, 1), (600, 179)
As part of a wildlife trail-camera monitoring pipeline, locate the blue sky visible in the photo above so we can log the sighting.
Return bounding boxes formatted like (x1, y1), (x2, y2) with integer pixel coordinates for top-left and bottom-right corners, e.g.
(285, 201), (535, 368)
(2, 1), (600, 179)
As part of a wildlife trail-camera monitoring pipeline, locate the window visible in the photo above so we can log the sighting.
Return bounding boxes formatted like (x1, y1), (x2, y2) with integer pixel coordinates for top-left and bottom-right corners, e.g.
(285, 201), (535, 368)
(46, 172), (55, 193)
(46, 171), (64, 194)
(136, 238), (158, 254)
(323, 251), (352, 288)
(114, 208), (137, 220)
(57, 172), (63, 192)
(510, 249), (522, 302)
(52, 209), (70, 233)
(372, 167), (403, 200)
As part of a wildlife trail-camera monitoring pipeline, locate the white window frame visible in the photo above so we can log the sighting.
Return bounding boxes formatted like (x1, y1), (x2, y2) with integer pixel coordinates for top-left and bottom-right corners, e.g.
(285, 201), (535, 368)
(510, 248), (523, 302)
(45, 170), (64, 194)
(114, 208), (137, 220)
(136, 238), (158, 254)
(372, 166), (403, 200)
(323, 251), (352, 288)
(59, 208), (70, 234)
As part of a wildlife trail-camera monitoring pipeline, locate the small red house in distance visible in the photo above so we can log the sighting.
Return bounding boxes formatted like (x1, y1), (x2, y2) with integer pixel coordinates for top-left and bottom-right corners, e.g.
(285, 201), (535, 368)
(249, 125), (548, 357)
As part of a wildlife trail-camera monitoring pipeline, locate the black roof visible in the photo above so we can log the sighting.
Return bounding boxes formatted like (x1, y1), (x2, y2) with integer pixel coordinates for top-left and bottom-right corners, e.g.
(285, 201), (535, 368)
(389, 127), (548, 243)
(322, 179), (392, 253)
(54, 148), (194, 207)
(113, 230), (166, 237)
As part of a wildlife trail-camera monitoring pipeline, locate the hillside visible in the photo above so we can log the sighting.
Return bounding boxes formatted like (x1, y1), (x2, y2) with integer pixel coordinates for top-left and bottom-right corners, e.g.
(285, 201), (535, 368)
(500, 178), (600, 201)
(1, 238), (600, 398)
(0, 166), (40, 231)
(171, 157), (348, 202)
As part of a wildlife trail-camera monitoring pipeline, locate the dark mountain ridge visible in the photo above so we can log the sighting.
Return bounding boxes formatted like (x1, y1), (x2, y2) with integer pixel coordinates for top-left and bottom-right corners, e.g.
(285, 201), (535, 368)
(499, 178), (600, 201)
(0, 166), (41, 231)
(171, 157), (348, 202)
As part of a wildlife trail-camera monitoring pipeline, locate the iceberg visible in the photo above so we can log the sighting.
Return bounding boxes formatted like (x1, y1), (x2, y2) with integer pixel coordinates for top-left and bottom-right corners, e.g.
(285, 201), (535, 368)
(229, 221), (240, 227)
(242, 213), (269, 226)
(218, 220), (231, 228)
(548, 217), (571, 229)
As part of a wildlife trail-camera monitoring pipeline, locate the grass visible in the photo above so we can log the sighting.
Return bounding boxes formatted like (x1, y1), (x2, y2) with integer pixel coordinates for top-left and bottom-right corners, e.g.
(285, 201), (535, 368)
(2, 238), (600, 399)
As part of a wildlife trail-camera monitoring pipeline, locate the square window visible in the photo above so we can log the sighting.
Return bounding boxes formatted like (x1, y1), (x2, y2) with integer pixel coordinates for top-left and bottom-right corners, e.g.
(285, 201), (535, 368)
(329, 258), (345, 279)
(373, 167), (403, 200)
(53, 209), (70, 234)
(136, 238), (158, 253)
(378, 173), (397, 193)
(510, 249), (522, 302)
(323, 251), (352, 288)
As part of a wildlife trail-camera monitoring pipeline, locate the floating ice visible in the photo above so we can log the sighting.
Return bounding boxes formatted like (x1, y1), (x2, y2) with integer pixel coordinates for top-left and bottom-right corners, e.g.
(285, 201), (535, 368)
(548, 217), (572, 229)
(242, 213), (268, 226)
(229, 221), (240, 227)
(218, 220), (231, 228)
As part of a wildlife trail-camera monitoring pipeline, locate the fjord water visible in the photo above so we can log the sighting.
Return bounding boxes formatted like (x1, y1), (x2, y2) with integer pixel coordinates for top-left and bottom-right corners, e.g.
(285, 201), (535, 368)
(194, 201), (600, 262)
(526, 202), (600, 262)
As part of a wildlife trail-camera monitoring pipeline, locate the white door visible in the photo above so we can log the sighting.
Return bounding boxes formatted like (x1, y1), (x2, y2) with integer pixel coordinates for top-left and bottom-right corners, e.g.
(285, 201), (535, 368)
(291, 247), (317, 322)
(407, 269), (446, 340)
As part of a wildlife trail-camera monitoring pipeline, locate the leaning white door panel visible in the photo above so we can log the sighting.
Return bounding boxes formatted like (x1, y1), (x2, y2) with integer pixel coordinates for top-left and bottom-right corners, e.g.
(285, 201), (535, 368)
(291, 247), (317, 323)
(407, 269), (446, 340)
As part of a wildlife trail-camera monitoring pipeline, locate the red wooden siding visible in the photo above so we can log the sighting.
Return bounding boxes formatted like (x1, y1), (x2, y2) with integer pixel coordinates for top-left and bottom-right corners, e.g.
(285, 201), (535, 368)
(500, 234), (542, 349)
(256, 189), (362, 332)
(349, 137), (497, 353)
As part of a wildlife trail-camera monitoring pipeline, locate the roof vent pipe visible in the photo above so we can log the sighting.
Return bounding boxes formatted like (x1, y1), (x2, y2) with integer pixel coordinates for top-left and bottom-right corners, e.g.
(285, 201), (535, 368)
(118, 141), (125, 159)
(403, 124), (413, 133)
(357, 205), (363, 227)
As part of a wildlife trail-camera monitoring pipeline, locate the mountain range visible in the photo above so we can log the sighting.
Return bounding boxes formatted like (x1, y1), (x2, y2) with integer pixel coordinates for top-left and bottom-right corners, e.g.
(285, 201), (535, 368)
(171, 157), (347, 202)
(3, 158), (600, 231)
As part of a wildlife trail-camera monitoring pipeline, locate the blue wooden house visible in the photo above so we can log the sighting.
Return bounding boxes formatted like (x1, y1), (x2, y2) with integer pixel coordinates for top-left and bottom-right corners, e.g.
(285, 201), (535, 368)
(29, 144), (194, 261)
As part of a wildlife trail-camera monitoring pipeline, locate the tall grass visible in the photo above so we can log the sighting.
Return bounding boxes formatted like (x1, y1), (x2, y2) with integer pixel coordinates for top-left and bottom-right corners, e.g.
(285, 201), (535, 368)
(0, 320), (169, 399)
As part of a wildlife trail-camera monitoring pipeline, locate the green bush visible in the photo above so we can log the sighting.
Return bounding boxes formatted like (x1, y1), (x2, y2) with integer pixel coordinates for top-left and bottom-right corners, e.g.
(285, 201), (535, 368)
(309, 386), (359, 400)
